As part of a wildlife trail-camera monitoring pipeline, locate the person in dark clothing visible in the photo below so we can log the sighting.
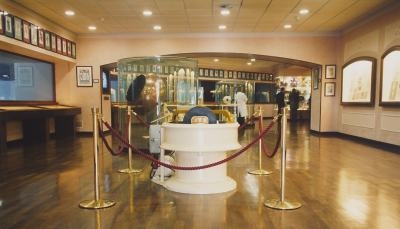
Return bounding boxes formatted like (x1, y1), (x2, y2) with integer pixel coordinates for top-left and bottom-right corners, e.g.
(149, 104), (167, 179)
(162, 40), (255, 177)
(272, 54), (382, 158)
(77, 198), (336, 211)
(289, 88), (300, 121)
(276, 87), (286, 115)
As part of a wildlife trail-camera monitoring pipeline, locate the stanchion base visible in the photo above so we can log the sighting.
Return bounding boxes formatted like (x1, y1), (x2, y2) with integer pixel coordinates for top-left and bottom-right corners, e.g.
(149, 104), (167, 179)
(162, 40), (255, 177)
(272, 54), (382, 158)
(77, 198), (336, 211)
(118, 168), (143, 174)
(79, 199), (116, 209)
(264, 199), (302, 210)
(248, 169), (272, 175)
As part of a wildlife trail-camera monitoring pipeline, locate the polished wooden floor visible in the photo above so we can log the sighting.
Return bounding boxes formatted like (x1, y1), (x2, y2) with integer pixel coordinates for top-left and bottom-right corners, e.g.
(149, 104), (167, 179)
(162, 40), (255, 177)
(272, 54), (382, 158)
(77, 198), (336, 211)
(0, 120), (399, 229)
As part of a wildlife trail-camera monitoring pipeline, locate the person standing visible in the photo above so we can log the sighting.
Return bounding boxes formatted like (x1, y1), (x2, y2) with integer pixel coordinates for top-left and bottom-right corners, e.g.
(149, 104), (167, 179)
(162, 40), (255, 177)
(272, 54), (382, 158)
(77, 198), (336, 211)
(289, 88), (300, 121)
(276, 87), (286, 115)
(235, 90), (248, 126)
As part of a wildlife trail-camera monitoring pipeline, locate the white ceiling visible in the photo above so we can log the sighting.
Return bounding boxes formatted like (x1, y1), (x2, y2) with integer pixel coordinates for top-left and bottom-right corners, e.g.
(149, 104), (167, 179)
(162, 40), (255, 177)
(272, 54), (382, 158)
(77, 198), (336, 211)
(12, 0), (397, 35)
(10, 0), (399, 74)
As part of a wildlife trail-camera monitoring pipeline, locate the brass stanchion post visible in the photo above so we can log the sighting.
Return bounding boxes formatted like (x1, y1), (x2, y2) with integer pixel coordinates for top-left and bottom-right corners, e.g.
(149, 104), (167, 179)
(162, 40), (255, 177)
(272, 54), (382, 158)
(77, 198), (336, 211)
(79, 107), (116, 209)
(119, 106), (143, 174)
(264, 107), (301, 210)
(248, 106), (272, 175)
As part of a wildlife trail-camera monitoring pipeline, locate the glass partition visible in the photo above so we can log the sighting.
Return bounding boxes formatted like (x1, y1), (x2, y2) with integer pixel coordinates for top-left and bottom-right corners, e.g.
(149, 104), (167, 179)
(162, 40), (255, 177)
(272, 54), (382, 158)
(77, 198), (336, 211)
(0, 50), (54, 104)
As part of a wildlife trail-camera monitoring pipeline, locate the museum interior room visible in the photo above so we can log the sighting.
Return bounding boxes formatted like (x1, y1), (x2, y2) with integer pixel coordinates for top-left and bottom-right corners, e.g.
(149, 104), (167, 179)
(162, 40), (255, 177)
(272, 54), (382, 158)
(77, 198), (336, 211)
(0, 0), (399, 228)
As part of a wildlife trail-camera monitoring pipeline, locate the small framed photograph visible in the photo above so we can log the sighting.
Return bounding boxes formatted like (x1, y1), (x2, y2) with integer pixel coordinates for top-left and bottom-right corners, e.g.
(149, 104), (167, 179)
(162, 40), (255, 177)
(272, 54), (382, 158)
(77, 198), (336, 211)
(204, 69), (209, 77)
(199, 68), (203, 76)
(13, 16), (22, 40)
(4, 14), (13, 37)
(0, 11), (4, 34)
(325, 65), (336, 79)
(38, 29), (44, 48)
(67, 40), (72, 56)
(62, 38), (67, 55)
(50, 33), (56, 52)
(76, 66), (93, 87)
(312, 67), (321, 90)
(44, 30), (51, 50)
(324, 82), (336, 96)
(30, 24), (38, 46)
(56, 35), (62, 53)
(71, 42), (76, 58)
(22, 20), (30, 43)
(209, 69), (214, 77)
(233, 71), (237, 79)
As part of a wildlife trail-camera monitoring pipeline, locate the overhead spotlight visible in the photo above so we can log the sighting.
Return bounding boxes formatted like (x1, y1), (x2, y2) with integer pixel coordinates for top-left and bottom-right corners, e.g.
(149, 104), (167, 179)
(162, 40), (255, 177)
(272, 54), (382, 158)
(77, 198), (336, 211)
(153, 25), (162, 30)
(250, 58), (256, 62)
(213, 58), (219, 62)
(88, 26), (97, 31)
(247, 62), (252, 66)
(143, 10), (152, 16)
(283, 24), (292, 29)
(299, 9), (309, 15)
(220, 4), (231, 16)
(65, 10), (75, 16)
(218, 25), (226, 30)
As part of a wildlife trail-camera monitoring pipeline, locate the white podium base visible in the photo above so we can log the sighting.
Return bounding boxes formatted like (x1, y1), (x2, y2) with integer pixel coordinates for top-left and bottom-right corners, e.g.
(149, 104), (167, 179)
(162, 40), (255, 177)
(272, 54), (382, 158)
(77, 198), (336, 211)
(164, 177), (236, 194)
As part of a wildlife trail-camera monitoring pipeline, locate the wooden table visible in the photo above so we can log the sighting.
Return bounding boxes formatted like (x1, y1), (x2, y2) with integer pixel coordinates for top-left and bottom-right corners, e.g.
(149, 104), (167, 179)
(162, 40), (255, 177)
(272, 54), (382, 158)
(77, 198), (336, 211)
(0, 105), (81, 153)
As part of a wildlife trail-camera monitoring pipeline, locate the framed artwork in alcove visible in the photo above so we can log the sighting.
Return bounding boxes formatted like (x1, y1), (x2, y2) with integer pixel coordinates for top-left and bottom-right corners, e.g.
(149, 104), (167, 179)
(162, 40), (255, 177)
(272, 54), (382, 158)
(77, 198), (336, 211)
(380, 46), (400, 106)
(341, 57), (376, 106)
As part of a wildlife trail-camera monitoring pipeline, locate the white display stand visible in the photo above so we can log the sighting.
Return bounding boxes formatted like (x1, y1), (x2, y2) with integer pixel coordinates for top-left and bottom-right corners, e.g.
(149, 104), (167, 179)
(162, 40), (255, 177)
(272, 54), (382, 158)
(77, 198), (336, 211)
(160, 123), (241, 194)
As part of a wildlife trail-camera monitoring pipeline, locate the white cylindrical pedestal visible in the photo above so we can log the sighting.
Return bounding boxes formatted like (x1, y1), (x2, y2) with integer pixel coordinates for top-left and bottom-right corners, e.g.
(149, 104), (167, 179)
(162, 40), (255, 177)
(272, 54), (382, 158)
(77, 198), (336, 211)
(161, 123), (241, 194)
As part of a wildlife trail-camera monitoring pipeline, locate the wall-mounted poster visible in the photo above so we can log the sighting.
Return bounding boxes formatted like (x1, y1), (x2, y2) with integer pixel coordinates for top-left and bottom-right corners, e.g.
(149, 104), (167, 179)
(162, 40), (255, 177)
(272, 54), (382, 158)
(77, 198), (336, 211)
(56, 35), (62, 53)
(13, 16), (22, 40)
(22, 20), (30, 43)
(44, 30), (51, 50)
(380, 46), (400, 106)
(76, 66), (93, 87)
(50, 33), (56, 52)
(4, 14), (13, 37)
(341, 57), (376, 106)
(0, 11), (3, 34)
(71, 42), (76, 58)
(38, 29), (44, 48)
(30, 24), (37, 46)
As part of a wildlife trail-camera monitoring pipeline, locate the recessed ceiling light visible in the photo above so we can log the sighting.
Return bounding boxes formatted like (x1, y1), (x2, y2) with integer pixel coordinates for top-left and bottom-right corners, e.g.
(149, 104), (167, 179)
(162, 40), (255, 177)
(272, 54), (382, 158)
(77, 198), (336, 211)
(65, 10), (75, 16)
(299, 9), (309, 15)
(143, 10), (152, 16)
(283, 24), (292, 29)
(153, 25), (162, 30)
(220, 8), (230, 16)
(88, 26), (97, 31)
(218, 25), (226, 30)
(213, 58), (219, 62)
(250, 58), (256, 62)
(247, 62), (252, 66)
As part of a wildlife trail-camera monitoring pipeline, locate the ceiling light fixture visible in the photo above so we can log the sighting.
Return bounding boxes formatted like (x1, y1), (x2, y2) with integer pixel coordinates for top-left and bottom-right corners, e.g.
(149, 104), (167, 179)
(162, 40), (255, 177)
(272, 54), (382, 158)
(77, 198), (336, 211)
(88, 26), (97, 31)
(143, 10), (152, 16)
(65, 10), (75, 16)
(153, 25), (162, 30)
(284, 24), (292, 29)
(299, 9), (309, 15)
(218, 25), (226, 30)
(220, 4), (231, 16)
(247, 62), (252, 66)
(250, 58), (256, 62)
(213, 58), (219, 62)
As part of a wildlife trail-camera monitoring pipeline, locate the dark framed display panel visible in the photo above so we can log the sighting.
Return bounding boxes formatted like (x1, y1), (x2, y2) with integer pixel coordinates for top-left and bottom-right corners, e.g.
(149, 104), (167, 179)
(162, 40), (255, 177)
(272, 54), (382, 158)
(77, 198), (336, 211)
(380, 46), (400, 106)
(341, 56), (376, 106)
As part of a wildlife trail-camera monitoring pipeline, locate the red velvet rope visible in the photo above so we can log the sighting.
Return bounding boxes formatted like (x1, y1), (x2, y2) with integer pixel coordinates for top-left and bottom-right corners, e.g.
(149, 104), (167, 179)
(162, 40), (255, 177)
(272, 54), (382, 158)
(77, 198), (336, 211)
(131, 111), (150, 128)
(101, 119), (276, 170)
(258, 115), (281, 158)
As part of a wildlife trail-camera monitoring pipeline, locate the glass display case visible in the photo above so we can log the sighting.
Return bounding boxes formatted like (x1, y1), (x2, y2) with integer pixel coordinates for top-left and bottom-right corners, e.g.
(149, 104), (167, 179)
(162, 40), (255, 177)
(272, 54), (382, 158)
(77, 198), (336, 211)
(214, 80), (254, 104)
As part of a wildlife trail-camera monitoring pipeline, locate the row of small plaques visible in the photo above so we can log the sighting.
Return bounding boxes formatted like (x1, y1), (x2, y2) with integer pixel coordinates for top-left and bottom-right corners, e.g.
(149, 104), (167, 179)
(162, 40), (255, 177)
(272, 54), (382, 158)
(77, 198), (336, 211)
(199, 68), (274, 81)
(0, 10), (76, 59)
(121, 64), (194, 75)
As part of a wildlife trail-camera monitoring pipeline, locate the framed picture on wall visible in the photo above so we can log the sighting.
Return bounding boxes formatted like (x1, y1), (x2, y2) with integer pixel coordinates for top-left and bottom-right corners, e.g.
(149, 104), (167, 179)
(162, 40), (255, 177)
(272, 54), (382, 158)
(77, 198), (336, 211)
(76, 66), (93, 87)
(30, 24), (38, 46)
(0, 11), (4, 34)
(312, 67), (321, 90)
(341, 57), (376, 105)
(325, 65), (336, 79)
(4, 14), (13, 37)
(44, 30), (51, 50)
(22, 20), (30, 43)
(50, 33), (57, 52)
(380, 46), (400, 106)
(56, 35), (62, 53)
(62, 38), (67, 55)
(38, 29), (44, 48)
(324, 82), (336, 96)
(67, 40), (72, 56)
(13, 16), (22, 40)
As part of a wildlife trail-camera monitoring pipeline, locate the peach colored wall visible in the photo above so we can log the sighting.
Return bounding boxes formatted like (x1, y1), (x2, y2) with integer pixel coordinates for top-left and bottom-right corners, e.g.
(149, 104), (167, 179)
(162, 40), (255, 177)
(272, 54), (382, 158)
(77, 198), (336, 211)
(337, 5), (400, 145)
(76, 34), (338, 131)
